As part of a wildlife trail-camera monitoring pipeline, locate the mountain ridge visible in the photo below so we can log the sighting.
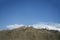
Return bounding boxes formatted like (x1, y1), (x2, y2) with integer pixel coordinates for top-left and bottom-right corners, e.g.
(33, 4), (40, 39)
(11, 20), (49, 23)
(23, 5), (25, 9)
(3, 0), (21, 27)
(0, 26), (60, 40)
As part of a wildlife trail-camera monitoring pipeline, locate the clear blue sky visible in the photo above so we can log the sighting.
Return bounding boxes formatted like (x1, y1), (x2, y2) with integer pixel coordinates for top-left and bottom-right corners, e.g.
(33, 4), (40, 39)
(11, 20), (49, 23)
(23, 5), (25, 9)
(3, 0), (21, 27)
(0, 0), (60, 29)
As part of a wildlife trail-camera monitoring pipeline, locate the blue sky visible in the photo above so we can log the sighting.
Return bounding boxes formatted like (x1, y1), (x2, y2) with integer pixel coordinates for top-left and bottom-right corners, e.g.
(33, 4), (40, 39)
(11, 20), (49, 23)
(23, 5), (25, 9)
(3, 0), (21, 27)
(0, 0), (60, 30)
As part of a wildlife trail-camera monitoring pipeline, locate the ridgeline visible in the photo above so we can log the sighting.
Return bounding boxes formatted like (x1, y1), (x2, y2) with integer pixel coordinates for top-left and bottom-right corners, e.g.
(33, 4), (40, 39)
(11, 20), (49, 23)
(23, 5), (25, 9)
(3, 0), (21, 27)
(0, 26), (60, 40)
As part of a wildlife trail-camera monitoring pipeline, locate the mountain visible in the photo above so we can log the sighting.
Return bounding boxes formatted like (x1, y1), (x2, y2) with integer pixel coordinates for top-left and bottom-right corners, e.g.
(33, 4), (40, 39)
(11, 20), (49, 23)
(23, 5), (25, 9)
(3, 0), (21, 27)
(6, 23), (60, 31)
(0, 26), (60, 40)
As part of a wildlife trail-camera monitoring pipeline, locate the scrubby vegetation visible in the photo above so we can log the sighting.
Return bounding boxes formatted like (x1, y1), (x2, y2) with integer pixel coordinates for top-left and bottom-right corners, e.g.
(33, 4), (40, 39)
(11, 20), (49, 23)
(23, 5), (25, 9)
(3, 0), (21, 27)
(0, 26), (60, 40)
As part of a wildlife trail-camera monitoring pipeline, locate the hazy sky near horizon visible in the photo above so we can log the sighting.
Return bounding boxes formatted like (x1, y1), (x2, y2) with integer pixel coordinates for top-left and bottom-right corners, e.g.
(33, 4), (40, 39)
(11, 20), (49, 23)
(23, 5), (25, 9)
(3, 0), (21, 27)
(0, 0), (60, 29)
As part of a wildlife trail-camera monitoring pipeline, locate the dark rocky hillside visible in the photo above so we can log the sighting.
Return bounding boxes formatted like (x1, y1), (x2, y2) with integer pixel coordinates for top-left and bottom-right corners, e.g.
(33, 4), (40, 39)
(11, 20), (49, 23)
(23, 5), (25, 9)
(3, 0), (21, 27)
(0, 26), (60, 40)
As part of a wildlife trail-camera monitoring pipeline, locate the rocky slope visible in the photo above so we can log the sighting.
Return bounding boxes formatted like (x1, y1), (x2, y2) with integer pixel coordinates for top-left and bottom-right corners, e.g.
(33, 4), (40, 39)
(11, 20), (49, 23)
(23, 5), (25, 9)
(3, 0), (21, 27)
(0, 26), (60, 40)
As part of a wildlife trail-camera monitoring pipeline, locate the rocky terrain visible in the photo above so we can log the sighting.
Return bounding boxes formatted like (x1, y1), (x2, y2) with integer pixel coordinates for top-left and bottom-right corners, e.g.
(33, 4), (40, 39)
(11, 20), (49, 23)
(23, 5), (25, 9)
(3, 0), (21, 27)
(0, 26), (60, 40)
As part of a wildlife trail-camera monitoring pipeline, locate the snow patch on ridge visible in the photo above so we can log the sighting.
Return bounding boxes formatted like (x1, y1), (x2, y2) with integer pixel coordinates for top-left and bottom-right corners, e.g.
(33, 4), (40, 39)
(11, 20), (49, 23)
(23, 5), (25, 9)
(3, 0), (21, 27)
(6, 24), (26, 29)
(32, 22), (60, 31)
(6, 22), (60, 31)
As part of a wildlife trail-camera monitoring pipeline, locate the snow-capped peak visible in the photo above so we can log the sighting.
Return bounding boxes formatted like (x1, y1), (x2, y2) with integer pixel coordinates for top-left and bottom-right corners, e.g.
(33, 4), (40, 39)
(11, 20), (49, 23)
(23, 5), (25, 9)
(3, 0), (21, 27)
(6, 22), (60, 31)
(32, 23), (60, 31)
